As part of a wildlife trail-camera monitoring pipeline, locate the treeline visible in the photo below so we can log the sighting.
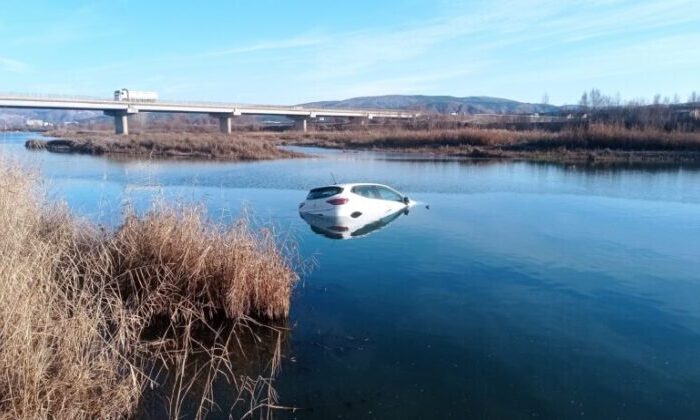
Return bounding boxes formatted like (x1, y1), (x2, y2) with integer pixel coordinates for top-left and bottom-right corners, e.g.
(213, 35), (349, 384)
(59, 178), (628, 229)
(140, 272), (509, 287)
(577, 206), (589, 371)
(575, 89), (700, 132)
(578, 89), (699, 109)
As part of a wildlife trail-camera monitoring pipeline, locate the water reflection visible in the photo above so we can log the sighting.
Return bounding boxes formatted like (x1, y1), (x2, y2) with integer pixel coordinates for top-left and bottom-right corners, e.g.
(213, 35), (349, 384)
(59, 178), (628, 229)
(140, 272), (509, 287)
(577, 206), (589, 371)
(300, 208), (408, 240)
(3, 132), (700, 418)
(137, 317), (289, 419)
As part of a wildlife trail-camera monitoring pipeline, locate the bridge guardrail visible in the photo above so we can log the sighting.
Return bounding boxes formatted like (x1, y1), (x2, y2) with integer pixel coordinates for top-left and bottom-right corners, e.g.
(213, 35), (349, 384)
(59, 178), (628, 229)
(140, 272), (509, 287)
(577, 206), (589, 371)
(0, 92), (111, 101)
(0, 92), (418, 117)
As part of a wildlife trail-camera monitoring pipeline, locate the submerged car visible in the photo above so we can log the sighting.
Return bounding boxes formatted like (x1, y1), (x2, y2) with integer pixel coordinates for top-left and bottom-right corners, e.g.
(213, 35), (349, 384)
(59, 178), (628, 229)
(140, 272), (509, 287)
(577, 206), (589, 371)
(298, 183), (412, 219)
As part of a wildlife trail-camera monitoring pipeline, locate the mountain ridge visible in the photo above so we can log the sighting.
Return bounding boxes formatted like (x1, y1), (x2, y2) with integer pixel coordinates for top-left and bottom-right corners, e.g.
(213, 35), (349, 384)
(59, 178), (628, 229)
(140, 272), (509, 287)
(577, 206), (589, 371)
(302, 94), (560, 115)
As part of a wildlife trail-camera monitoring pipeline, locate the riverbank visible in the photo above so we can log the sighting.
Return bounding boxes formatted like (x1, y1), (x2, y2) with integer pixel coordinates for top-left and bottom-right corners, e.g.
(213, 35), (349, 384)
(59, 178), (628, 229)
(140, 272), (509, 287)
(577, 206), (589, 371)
(278, 124), (700, 164)
(26, 130), (302, 161)
(0, 161), (297, 418)
(24, 124), (700, 164)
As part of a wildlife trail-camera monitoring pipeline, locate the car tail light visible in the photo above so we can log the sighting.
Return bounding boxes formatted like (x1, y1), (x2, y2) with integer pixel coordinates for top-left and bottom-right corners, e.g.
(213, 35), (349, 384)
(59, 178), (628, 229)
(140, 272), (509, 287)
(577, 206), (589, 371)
(326, 198), (349, 205)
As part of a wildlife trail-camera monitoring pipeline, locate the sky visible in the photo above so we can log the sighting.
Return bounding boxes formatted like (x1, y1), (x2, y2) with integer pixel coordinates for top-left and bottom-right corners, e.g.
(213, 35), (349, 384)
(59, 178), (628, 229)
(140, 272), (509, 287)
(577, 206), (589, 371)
(0, 0), (698, 105)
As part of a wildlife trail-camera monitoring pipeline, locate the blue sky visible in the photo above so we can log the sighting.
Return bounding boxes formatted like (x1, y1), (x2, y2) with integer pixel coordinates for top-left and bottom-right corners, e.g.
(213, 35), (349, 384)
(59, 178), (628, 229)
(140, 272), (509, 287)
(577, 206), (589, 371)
(0, 0), (698, 105)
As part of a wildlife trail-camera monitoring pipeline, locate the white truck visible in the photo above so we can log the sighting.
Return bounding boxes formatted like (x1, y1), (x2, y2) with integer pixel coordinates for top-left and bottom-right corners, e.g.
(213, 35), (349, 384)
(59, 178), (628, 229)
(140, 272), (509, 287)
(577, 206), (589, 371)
(113, 88), (158, 102)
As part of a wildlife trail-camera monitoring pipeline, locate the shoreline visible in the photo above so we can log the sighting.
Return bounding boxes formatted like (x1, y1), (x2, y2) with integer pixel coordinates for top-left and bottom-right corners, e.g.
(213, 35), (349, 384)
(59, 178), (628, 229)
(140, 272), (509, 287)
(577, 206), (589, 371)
(278, 124), (700, 164)
(25, 131), (303, 161)
(285, 141), (700, 165)
(21, 126), (700, 165)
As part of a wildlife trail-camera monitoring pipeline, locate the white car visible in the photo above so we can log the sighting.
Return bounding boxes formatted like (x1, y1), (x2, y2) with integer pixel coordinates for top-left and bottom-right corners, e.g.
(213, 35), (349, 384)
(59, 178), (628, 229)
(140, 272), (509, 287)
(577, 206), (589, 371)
(298, 183), (412, 219)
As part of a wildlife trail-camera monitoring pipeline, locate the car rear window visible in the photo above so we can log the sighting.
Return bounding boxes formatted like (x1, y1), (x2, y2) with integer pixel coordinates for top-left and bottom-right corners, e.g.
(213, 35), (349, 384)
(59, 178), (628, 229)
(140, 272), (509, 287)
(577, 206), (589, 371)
(307, 186), (343, 200)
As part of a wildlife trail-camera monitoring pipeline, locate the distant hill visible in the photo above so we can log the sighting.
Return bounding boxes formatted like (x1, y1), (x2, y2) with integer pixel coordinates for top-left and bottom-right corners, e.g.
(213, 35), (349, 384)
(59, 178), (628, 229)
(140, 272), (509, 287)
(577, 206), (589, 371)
(0, 109), (102, 129)
(302, 95), (560, 115)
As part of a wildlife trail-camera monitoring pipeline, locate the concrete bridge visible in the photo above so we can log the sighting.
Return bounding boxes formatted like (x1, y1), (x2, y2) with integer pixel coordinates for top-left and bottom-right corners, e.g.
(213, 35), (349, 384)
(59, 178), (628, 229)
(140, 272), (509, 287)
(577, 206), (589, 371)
(0, 93), (418, 135)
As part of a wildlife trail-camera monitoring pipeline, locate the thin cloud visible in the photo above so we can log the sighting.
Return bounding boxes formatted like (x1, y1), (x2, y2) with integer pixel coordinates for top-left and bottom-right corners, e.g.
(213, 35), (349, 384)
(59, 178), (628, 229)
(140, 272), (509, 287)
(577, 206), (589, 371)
(203, 36), (326, 57)
(6, 0), (697, 104)
(298, 0), (699, 81)
(0, 57), (30, 73)
(303, 65), (491, 101)
(5, 3), (110, 48)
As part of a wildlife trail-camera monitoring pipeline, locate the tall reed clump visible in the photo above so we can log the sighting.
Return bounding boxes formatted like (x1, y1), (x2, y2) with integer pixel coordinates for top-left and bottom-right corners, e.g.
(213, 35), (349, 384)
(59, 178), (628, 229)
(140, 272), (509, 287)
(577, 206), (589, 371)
(0, 160), (298, 419)
(111, 206), (294, 321)
(0, 164), (136, 418)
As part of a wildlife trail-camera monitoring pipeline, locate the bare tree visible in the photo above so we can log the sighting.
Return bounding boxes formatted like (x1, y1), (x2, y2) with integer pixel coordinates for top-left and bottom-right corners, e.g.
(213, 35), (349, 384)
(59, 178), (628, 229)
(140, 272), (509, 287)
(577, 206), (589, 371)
(579, 91), (589, 109)
(613, 92), (622, 107)
(541, 93), (549, 105)
(589, 89), (604, 108)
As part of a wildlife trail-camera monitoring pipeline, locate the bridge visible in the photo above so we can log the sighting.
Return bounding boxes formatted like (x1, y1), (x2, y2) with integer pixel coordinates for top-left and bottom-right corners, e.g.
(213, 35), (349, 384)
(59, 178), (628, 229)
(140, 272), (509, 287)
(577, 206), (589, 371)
(0, 93), (418, 135)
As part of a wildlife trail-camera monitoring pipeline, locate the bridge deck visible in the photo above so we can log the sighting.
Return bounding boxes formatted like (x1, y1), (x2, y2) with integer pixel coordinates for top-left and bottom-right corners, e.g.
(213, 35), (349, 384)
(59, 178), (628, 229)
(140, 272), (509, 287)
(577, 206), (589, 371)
(0, 94), (417, 119)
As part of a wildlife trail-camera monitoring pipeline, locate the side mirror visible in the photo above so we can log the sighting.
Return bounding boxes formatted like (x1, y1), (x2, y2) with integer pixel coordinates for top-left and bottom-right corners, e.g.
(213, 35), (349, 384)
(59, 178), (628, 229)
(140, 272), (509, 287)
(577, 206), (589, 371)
(403, 196), (410, 204)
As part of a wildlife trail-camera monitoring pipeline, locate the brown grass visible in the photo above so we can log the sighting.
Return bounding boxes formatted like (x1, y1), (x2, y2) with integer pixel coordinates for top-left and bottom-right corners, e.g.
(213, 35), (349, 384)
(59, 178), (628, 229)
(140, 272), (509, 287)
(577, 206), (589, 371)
(285, 126), (546, 150)
(31, 130), (302, 161)
(0, 161), (298, 419)
(274, 124), (700, 163)
(34, 122), (700, 164)
(278, 124), (700, 151)
(508, 123), (700, 151)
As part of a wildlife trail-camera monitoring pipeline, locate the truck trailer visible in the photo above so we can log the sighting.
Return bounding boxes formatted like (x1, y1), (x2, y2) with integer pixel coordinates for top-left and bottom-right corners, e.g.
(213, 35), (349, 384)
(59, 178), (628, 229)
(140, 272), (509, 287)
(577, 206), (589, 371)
(113, 88), (158, 102)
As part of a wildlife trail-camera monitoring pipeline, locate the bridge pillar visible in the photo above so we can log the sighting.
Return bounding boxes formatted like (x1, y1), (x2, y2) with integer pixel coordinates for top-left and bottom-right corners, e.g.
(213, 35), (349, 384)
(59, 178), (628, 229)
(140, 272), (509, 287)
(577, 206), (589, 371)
(291, 117), (308, 132)
(210, 113), (233, 134)
(104, 111), (130, 135)
(115, 113), (128, 135)
(219, 115), (232, 134)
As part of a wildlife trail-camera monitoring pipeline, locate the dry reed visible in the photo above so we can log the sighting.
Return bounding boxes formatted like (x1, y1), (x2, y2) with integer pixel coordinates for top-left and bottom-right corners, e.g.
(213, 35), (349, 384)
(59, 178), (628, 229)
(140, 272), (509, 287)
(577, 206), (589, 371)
(36, 123), (700, 164)
(0, 160), (298, 419)
(31, 131), (302, 160)
(279, 124), (700, 152)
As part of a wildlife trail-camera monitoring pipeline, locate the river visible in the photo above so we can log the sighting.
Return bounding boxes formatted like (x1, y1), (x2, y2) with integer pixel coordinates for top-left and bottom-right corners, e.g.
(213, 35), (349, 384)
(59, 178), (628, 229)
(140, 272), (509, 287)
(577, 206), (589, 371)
(2, 131), (699, 419)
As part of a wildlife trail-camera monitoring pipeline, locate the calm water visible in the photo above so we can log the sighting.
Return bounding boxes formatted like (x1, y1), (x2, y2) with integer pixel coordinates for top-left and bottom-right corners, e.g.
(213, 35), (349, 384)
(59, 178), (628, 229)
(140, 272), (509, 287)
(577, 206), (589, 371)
(2, 132), (700, 419)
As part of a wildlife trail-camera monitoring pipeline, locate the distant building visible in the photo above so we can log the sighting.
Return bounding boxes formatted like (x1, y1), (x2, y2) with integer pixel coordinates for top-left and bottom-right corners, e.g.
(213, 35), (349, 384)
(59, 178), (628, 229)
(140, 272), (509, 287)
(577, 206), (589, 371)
(25, 119), (53, 128)
(674, 109), (700, 119)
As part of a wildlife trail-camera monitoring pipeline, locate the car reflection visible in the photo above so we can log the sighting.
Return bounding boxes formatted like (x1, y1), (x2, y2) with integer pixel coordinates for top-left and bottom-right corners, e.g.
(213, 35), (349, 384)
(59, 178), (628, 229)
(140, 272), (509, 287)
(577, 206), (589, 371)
(300, 208), (408, 240)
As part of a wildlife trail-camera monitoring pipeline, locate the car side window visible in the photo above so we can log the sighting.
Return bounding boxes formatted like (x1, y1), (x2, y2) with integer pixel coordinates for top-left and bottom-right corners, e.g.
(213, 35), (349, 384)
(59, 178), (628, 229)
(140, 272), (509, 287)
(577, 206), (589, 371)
(353, 185), (401, 200)
(377, 187), (403, 202)
(352, 186), (368, 198)
(352, 186), (376, 199)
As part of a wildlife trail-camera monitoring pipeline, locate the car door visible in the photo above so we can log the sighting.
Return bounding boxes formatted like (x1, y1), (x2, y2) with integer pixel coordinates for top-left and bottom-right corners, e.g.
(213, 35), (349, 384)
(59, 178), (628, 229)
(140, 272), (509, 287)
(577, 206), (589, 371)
(375, 186), (406, 214)
(351, 185), (386, 217)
